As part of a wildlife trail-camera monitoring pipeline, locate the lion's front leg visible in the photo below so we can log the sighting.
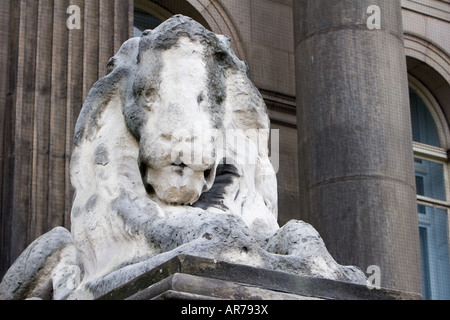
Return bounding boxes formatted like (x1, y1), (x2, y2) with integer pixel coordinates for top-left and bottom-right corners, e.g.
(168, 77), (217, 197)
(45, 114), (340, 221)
(147, 207), (267, 267)
(51, 244), (82, 300)
(0, 227), (81, 300)
(264, 220), (367, 284)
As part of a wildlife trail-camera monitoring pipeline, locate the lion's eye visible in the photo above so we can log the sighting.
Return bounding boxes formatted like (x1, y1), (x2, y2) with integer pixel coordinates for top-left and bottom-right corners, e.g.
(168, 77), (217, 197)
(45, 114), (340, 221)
(197, 93), (205, 105)
(144, 88), (157, 109)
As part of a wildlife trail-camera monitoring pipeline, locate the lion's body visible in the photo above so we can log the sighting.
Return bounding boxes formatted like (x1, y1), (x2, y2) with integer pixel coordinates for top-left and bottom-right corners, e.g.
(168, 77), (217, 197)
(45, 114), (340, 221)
(69, 15), (279, 284)
(0, 15), (366, 300)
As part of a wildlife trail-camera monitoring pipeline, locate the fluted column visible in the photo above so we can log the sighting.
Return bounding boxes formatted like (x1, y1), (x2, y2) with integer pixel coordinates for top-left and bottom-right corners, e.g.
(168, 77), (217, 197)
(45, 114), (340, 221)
(0, 0), (133, 280)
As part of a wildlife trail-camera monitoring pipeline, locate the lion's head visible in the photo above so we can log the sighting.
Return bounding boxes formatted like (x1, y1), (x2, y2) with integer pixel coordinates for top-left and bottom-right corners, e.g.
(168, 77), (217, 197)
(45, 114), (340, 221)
(127, 27), (226, 205)
(70, 15), (278, 280)
(82, 15), (276, 211)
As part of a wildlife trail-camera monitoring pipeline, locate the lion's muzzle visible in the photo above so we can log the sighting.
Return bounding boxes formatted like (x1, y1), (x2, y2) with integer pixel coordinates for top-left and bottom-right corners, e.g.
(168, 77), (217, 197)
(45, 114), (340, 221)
(140, 126), (218, 205)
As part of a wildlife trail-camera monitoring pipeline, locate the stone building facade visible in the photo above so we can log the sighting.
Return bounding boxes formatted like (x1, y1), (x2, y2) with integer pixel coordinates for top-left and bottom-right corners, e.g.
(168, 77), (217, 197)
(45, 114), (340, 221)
(0, 0), (449, 299)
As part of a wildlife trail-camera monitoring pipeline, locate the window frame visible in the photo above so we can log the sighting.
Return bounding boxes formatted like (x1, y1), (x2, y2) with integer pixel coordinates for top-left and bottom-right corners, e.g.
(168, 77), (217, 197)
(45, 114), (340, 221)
(409, 74), (450, 300)
(410, 75), (450, 210)
(134, 0), (172, 23)
(409, 75), (450, 149)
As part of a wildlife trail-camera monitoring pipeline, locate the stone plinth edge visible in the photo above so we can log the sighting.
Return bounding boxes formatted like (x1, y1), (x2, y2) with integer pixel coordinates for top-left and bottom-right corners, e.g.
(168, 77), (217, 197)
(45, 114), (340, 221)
(97, 255), (421, 300)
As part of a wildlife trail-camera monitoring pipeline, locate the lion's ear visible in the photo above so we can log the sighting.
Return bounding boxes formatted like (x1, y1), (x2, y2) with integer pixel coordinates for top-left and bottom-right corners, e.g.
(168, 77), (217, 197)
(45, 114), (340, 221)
(70, 93), (144, 202)
(74, 37), (140, 145)
(106, 57), (116, 75)
(109, 37), (140, 72)
(224, 69), (270, 136)
(71, 37), (145, 211)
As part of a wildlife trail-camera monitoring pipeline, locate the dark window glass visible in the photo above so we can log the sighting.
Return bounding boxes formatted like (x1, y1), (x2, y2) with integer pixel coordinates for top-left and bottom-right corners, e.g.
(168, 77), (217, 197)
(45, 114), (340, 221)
(134, 7), (163, 37)
(410, 88), (441, 147)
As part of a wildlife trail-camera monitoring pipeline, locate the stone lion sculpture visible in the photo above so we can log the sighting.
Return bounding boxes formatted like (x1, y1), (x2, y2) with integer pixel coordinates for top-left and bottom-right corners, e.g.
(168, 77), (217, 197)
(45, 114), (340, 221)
(0, 15), (366, 300)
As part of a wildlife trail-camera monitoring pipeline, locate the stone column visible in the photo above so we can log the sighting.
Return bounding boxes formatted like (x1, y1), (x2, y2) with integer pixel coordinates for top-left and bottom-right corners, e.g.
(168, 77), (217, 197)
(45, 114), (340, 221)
(293, 0), (422, 294)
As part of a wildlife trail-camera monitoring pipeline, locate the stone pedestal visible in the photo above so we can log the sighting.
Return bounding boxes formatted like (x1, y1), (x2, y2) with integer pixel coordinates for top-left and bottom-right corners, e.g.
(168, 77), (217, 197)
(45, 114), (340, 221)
(97, 255), (421, 300)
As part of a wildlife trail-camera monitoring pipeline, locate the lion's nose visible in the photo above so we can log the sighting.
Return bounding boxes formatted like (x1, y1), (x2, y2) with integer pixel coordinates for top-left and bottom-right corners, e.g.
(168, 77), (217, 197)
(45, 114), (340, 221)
(172, 156), (186, 167)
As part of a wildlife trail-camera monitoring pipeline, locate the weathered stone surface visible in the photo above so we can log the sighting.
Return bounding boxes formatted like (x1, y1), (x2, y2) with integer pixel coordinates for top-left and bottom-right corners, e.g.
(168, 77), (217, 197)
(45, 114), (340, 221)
(98, 255), (421, 300)
(130, 274), (320, 300)
(0, 227), (78, 300)
(293, 1), (422, 293)
(60, 210), (366, 299)
(1, 15), (367, 300)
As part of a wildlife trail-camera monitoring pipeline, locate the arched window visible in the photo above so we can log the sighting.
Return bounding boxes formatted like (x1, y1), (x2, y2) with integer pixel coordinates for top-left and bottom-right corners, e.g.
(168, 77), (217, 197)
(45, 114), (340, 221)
(133, 0), (172, 37)
(410, 76), (450, 300)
